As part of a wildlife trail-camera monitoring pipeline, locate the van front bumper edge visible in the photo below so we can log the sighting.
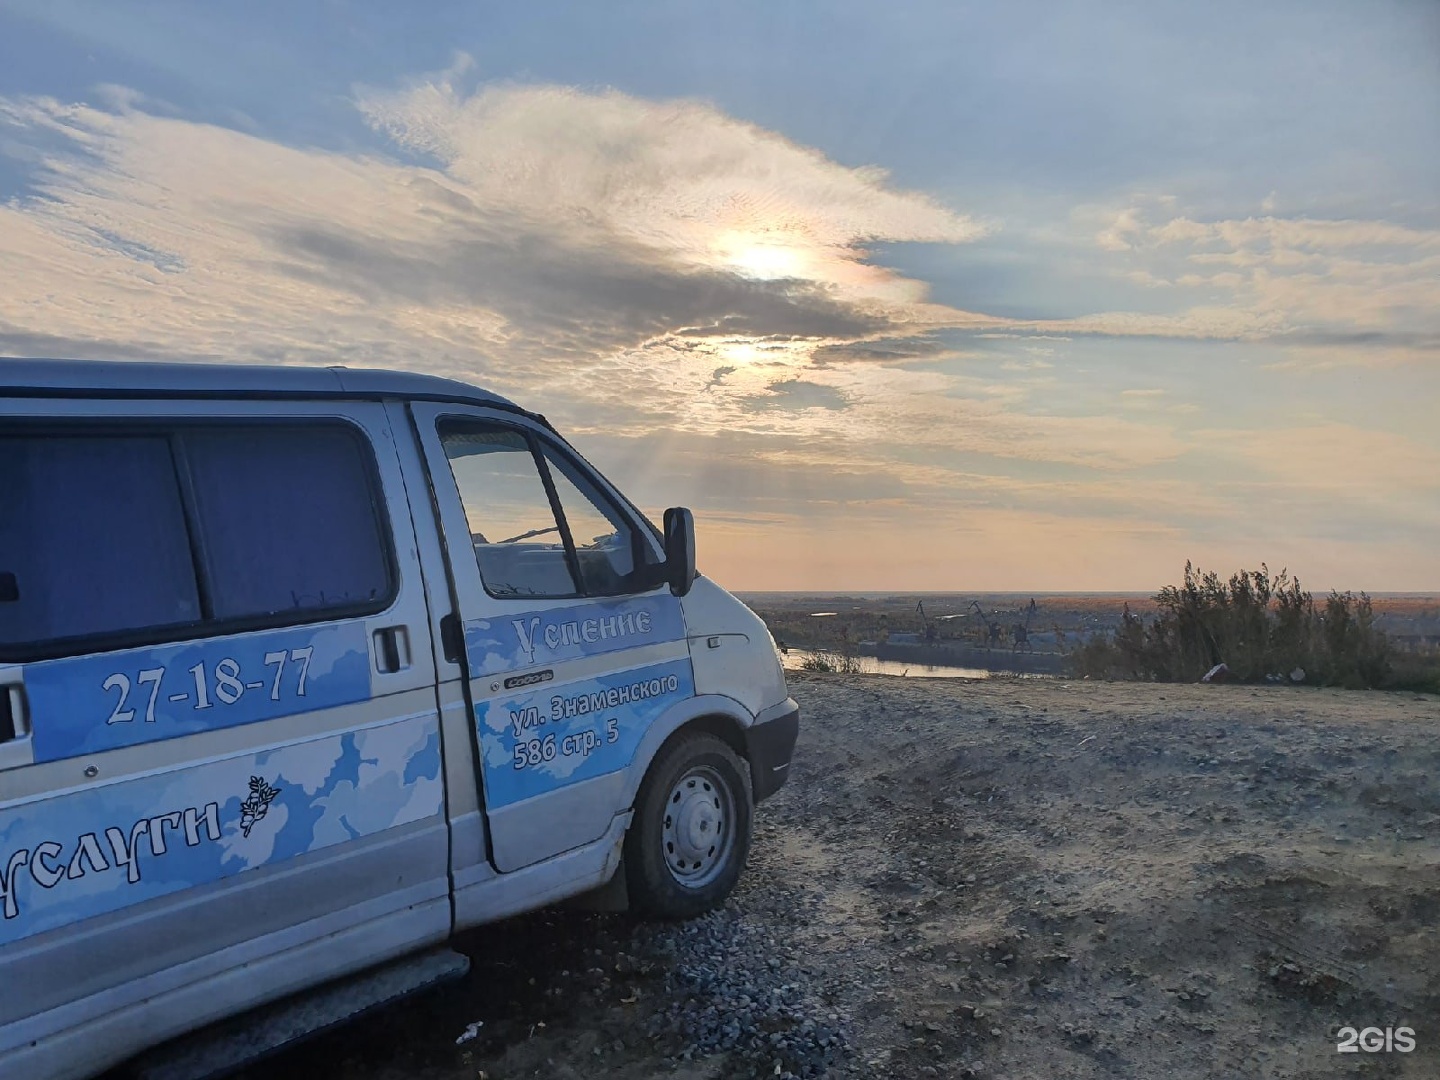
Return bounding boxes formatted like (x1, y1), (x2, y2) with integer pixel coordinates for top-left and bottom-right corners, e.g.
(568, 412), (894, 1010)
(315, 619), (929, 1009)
(745, 697), (799, 803)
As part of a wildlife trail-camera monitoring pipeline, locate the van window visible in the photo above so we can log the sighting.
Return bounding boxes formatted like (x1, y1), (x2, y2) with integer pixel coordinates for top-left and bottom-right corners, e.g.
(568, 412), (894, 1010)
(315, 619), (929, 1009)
(0, 420), (394, 661)
(437, 420), (656, 599)
(540, 445), (646, 596)
(183, 427), (391, 619)
(0, 435), (202, 649)
(440, 423), (577, 598)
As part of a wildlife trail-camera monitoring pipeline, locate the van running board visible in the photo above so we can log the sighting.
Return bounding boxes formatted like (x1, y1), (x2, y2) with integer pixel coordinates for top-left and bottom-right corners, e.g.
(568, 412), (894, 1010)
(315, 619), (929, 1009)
(130, 947), (472, 1080)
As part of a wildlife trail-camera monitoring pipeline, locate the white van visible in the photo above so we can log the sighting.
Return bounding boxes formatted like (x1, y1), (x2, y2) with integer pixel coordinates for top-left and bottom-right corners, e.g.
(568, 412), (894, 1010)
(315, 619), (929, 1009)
(0, 359), (799, 1080)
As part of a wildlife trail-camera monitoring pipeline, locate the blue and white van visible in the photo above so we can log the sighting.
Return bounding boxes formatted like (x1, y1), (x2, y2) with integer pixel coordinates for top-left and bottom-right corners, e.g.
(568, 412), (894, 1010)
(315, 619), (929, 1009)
(0, 358), (799, 1080)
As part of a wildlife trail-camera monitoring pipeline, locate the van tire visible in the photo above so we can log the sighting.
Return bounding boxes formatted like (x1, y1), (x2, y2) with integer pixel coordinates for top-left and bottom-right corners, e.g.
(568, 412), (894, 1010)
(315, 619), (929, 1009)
(625, 732), (753, 920)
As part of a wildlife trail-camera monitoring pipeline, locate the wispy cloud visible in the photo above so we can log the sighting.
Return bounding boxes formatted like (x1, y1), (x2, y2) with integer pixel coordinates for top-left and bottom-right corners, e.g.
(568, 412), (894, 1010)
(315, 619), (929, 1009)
(356, 70), (988, 301)
(0, 72), (1144, 476)
(0, 71), (995, 386)
(1054, 198), (1440, 363)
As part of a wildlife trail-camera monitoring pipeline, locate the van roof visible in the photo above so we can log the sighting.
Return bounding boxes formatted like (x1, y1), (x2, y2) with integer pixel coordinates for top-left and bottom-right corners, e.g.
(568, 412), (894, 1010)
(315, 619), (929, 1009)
(0, 357), (532, 414)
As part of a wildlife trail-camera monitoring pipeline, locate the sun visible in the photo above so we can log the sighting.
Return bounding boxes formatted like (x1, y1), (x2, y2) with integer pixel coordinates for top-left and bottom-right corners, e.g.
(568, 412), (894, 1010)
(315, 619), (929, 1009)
(713, 233), (812, 281)
(728, 245), (806, 280)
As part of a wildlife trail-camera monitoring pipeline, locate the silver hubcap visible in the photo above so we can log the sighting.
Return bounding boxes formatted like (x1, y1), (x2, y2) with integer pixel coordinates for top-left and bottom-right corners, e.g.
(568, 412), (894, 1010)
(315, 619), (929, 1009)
(662, 765), (735, 888)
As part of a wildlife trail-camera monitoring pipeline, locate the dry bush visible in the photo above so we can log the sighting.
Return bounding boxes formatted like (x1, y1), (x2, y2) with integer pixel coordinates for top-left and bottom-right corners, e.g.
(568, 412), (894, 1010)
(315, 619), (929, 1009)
(799, 648), (864, 674)
(1072, 562), (1436, 691)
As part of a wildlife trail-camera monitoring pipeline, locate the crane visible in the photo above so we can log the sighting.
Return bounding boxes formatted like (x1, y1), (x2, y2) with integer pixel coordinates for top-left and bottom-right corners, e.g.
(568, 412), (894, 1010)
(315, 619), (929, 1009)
(1012, 598), (1038, 652)
(969, 600), (1004, 649)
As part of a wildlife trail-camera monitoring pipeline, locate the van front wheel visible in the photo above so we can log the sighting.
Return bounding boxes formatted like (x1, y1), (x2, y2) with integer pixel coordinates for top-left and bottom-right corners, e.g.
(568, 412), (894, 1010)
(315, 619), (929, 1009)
(625, 733), (753, 919)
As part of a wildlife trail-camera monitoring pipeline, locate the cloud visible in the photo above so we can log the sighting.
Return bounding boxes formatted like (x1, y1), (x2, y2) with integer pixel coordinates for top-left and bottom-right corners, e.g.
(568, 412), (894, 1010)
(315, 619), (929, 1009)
(354, 72), (986, 298)
(0, 77), (994, 386)
(2, 75), (1431, 388)
(809, 335), (963, 366)
(267, 216), (896, 349)
(1, 72), (1435, 588)
(1058, 199), (1440, 362)
(584, 421), (1440, 592)
(740, 379), (850, 412)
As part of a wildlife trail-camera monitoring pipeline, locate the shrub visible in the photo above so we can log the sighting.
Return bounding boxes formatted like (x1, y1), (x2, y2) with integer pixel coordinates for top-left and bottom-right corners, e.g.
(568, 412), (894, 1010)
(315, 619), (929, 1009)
(1385, 644), (1440, 695)
(1070, 562), (1431, 691)
(799, 648), (864, 674)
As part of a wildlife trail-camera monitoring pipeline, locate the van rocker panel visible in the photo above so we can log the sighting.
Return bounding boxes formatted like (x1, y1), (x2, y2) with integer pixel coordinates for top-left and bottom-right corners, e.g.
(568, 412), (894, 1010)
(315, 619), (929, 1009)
(452, 813), (629, 931)
(2, 894), (450, 1080)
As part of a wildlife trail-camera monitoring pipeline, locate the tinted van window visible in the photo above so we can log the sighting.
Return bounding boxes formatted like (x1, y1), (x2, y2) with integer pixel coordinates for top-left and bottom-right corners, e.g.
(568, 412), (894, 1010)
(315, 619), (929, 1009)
(0, 435), (201, 649)
(184, 427), (391, 619)
(0, 421), (394, 661)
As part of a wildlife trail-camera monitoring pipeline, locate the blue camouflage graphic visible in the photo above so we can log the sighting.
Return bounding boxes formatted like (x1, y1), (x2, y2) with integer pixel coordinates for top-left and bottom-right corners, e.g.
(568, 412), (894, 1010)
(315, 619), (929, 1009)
(24, 624), (372, 763)
(464, 595), (686, 677)
(476, 658), (694, 808)
(0, 717), (441, 946)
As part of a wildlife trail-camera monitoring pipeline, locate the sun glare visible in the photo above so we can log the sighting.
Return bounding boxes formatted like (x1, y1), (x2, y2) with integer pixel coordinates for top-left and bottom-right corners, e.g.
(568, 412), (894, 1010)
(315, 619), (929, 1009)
(721, 241), (809, 281)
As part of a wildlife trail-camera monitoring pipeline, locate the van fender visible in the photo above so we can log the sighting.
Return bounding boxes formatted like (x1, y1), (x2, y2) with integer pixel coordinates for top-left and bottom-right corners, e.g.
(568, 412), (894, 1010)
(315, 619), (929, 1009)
(618, 692), (754, 808)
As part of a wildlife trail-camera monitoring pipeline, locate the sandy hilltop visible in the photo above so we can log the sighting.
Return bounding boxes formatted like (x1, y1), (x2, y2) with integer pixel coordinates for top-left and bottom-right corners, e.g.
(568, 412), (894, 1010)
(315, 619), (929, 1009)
(250, 672), (1440, 1080)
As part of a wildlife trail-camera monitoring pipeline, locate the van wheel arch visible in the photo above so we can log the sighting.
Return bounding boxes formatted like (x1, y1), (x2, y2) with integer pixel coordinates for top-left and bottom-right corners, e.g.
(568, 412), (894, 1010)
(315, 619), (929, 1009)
(624, 713), (753, 806)
(676, 714), (749, 765)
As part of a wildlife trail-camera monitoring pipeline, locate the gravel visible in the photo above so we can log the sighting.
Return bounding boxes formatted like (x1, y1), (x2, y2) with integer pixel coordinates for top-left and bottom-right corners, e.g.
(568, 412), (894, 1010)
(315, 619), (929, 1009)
(633, 899), (854, 1078)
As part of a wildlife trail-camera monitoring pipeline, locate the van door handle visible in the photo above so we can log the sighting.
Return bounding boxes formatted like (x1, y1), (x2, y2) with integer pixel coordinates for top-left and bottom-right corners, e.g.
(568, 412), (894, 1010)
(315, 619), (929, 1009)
(439, 613), (464, 665)
(0, 679), (28, 744)
(372, 626), (412, 674)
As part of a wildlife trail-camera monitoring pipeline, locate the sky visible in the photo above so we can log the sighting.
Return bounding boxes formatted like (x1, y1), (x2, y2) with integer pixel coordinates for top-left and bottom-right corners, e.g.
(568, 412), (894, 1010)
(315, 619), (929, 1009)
(1, 0), (1437, 592)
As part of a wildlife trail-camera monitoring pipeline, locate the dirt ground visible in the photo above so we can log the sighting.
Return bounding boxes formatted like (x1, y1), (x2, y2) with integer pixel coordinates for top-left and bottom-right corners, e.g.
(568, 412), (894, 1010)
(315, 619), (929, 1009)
(251, 674), (1440, 1080)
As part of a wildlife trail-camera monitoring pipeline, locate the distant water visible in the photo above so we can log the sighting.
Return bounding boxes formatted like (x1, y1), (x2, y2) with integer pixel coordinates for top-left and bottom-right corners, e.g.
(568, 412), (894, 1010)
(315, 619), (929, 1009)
(780, 649), (992, 679)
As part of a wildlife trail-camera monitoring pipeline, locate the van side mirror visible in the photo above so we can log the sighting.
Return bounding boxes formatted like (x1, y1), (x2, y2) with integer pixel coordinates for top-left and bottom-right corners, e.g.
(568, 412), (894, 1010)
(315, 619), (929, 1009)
(662, 507), (696, 597)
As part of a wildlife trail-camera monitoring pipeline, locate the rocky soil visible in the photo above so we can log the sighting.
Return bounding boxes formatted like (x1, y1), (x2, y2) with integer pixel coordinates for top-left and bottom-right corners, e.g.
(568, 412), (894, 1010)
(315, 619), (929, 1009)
(243, 674), (1440, 1079)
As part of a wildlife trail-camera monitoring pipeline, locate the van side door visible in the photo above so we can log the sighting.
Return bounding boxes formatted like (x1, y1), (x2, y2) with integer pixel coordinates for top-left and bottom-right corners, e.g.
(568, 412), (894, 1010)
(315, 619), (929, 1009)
(0, 399), (449, 1078)
(410, 403), (693, 873)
